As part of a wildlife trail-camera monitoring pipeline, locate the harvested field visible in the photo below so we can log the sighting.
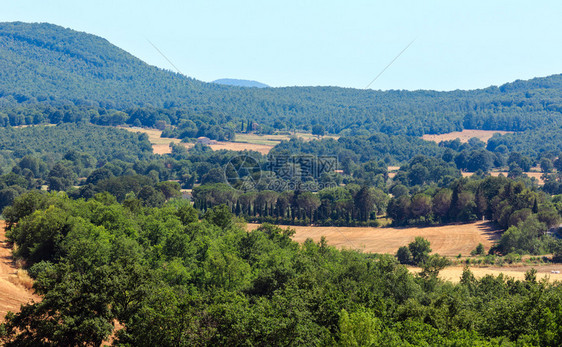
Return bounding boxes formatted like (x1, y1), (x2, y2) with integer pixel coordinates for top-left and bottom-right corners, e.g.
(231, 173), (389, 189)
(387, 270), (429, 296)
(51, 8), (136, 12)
(422, 129), (512, 143)
(221, 133), (339, 154)
(246, 222), (562, 283)
(0, 222), (39, 321)
(409, 264), (562, 283)
(234, 133), (339, 147)
(121, 127), (287, 155)
(208, 141), (274, 155)
(387, 166), (400, 179)
(247, 220), (500, 257)
(121, 127), (340, 155)
(179, 141), (274, 155)
(120, 127), (180, 154)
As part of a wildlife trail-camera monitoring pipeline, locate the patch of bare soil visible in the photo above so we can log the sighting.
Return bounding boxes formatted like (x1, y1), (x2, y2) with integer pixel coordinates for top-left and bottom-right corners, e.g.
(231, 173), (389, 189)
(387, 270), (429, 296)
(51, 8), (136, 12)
(422, 129), (513, 144)
(0, 222), (39, 321)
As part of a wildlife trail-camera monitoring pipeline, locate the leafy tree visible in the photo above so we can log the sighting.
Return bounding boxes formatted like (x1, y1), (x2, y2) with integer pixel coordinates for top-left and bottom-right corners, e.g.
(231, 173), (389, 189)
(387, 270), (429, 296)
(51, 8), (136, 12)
(408, 237), (432, 265)
(137, 185), (165, 207)
(396, 246), (413, 265)
(86, 167), (114, 185)
(203, 204), (234, 229)
(311, 124), (325, 137)
(47, 162), (76, 191)
(337, 309), (383, 346)
(540, 158), (554, 173)
(410, 194), (432, 219)
(156, 181), (181, 200)
(471, 243), (485, 256)
(176, 204), (199, 225)
(420, 254), (450, 278)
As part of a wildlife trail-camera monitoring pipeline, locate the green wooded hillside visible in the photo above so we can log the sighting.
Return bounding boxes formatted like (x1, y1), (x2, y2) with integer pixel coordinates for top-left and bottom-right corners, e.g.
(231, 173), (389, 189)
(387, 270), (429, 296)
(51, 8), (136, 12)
(1, 22), (562, 136)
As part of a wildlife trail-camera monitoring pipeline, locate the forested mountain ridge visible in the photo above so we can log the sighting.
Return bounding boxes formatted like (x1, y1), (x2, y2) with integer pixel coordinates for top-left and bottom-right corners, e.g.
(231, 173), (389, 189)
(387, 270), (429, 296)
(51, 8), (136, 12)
(1, 22), (562, 135)
(212, 78), (270, 88)
(0, 22), (210, 109)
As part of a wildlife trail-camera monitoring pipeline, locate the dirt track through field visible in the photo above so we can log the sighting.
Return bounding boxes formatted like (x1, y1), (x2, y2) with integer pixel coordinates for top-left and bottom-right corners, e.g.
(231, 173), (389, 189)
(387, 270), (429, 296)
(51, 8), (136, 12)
(247, 220), (501, 257)
(0, 222), (38, 321)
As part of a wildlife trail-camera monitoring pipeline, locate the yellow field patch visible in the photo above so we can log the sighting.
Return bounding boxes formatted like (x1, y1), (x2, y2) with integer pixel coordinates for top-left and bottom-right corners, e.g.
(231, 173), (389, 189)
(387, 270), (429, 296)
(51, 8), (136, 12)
(409, 264), (562, 283)
(247, 220), (500, 257)
(422, 129), (513, 143)
(121, 126), (337, 155)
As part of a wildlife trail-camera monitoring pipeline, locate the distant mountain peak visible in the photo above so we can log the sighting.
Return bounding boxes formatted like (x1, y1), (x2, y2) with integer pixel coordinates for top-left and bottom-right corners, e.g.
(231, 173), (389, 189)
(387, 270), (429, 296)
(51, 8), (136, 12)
(212, 78), (269, 88)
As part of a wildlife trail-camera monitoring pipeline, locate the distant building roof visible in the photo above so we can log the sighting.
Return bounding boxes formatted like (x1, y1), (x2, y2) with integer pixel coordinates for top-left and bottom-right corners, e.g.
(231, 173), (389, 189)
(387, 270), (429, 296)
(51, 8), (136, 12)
(196, 137), (216, 145)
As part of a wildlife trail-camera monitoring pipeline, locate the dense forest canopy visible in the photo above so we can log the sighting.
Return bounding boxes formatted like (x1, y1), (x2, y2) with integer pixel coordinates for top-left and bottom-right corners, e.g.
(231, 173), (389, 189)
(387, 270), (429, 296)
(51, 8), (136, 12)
(1, 22), (562, 137)
(0, 124), (153, 164)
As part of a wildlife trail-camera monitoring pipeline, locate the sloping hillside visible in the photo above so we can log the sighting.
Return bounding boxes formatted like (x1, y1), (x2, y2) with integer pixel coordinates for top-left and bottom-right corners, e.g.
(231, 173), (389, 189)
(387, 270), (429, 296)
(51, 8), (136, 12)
(0, 22), (209, 109)
(0, 22), (561, 135)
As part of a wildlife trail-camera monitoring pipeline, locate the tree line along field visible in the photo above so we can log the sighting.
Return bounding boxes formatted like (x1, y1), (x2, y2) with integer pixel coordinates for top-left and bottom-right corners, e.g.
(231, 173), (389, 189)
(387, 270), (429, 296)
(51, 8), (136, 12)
(424, 264), (562, 283)
(122, 127), (276, 155)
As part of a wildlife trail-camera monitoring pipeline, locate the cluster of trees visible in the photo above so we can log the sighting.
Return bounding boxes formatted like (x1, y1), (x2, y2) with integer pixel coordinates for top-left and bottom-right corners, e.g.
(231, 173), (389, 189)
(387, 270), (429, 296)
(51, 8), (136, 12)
(0, 136), (268, 211)
(388, 176), (555, 226)
(270, 134), (444, 166)
(0, 104), (128, 127)
(487, 125), (562, 159)
(272, 132), (562, 176)
(4, 192), (562, 345)
(0, 123), (153, 166)
(0, 104), (239, 141)
(73, 174), (181, 207)
(193, 183), (388, 226)
(392, 155), (461, 187)
(544, 174), (562, 195)
(389, 176), (562, 254)
(159, 110), (236, 141)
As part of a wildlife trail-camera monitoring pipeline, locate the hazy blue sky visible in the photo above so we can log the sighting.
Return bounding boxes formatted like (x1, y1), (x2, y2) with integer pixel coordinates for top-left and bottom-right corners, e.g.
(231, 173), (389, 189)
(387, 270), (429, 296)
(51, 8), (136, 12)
(2, 1), (561, 90)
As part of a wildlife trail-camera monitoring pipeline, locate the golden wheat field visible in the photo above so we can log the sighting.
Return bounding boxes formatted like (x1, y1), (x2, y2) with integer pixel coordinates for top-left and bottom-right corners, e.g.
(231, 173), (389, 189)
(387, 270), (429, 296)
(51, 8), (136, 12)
(247, 220), (500, 257)
(247, 221), (562, 282)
